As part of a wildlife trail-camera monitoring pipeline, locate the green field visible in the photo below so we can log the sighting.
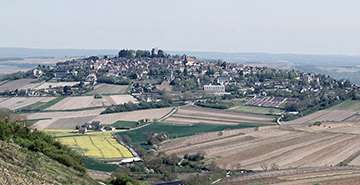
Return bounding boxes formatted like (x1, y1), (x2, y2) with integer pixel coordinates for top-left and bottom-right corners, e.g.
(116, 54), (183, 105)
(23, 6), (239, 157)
(227, 99), (284, 115)
(86, 83), (129, 95)
(117, 122), (261, 148)
(110, 120), (139, 128)
(329, 99), (360, 111)
(83, 157), (117, 172)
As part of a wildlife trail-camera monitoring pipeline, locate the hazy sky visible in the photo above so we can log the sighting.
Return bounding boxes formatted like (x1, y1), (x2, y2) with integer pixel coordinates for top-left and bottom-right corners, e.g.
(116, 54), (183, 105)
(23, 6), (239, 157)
(1, 0), (359, 55)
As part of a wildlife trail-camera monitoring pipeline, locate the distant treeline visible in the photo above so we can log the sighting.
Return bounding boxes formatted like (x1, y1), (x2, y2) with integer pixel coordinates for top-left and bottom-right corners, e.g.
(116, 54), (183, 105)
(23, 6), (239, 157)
(118, 48), (167, 58)
(283, 87), (359, 121)
(97, 76), (130, 85)
(195, 100), (234, 109)
(101, 100), (178, 114)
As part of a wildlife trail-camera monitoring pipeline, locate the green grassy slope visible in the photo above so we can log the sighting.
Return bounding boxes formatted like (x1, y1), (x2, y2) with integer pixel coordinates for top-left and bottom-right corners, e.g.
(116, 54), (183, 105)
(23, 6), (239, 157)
(329, 99), (360, 111)
(0, 140), (98, 185)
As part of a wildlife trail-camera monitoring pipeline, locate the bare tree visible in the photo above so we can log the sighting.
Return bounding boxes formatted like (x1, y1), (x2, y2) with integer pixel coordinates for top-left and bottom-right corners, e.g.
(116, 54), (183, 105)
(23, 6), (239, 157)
(261, 163), (269, 171)
(270, 163), (279, 170)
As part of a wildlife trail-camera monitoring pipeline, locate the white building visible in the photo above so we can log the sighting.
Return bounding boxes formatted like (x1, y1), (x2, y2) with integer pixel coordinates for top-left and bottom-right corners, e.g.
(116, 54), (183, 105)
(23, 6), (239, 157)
(204, 84), (226, 94)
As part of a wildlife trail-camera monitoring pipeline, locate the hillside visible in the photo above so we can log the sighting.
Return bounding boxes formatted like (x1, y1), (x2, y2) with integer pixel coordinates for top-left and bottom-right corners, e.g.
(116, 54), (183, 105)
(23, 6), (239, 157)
(0, 111), (99, 185)
(0, 140), (98, 185)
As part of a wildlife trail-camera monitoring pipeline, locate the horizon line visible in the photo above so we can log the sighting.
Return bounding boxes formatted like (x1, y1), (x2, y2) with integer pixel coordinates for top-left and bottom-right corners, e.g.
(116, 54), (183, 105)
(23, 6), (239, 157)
(0, 46), (359, 57)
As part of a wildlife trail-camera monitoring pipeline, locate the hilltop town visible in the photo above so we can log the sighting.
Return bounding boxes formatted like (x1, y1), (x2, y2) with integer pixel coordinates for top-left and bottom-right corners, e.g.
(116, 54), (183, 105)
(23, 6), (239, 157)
(1, 48), (357, 120)
(1, 49), (360, 184)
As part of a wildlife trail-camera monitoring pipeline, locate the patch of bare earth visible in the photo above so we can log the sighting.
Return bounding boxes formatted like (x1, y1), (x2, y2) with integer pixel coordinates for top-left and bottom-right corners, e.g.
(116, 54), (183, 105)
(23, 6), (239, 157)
(161, 124), (360, 171)
(285, 110), (356, 125)
(163, 106), (276, 125)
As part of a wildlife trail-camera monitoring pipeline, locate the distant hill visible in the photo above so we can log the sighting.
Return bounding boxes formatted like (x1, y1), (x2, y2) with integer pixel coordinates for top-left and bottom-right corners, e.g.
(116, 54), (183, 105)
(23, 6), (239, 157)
(0, 47), (118, 58)
(2, 47), (360, 83)
(2, 48), (359, 67)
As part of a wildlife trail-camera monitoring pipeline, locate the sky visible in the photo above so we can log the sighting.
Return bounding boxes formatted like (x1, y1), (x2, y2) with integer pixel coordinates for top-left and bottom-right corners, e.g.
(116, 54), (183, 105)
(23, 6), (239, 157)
(0, 0), (359, 55)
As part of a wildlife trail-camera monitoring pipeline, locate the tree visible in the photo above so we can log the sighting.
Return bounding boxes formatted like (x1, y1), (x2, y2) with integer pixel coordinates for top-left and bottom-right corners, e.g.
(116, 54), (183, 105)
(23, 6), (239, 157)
(122, 135), (132, 143)
(63, 86), (71, 93)
(158, 50), (165, 57)
(183, 68), (189, 76)
(261, 163), (269, 171)
(118, 49), (135, 58)
(79, 81), (84, 87)
(110, 174), (140, 185)
(136, 50), (150, 58)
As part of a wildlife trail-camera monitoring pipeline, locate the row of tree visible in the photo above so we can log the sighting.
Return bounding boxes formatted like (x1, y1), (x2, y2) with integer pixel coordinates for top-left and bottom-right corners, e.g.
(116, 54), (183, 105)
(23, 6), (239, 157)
(118, 48), (167, 58)
(101, 100), (176, 114)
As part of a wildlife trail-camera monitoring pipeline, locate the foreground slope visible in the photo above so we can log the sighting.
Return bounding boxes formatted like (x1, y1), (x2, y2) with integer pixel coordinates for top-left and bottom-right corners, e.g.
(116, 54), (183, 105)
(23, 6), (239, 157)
(0, 110), (98, 185)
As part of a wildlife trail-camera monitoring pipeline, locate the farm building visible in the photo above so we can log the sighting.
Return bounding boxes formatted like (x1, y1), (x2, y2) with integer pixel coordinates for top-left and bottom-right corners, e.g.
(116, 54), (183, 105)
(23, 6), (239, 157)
(119, 157), (142, 164)
(78, 127), (87, 133)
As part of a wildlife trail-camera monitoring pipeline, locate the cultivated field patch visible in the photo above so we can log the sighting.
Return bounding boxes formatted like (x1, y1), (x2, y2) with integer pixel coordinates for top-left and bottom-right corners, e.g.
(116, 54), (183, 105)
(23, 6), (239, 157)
(46, 130), (133, 159)
(34, 81), (82, 90)
(0, 78), (43, 92)
(87, 83), (129, 95)
(285, 110), (356, 125)
(245, 96), (295, 108)
(0, 97), (56, 110)
(46, 116), (98, 129)
(28, 107), (171, 129)
(90, 107), (172, 124)
(118, 122), (260, 148)
(45, 95), (137, 110)
(228, 99), (284, 115)
(26, 108), (105, 129)
(163, 106), (276, 125)
(160, 125), (360, 171)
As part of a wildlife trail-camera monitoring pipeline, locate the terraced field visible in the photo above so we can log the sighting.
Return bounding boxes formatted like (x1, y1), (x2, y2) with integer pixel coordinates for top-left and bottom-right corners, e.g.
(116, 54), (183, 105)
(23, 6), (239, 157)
(46, 130), (133, 159)
(285, 100), (360, 125)
(28, 107), (171, 129)
(160, 125), (360, 170)
(0, 96), (56, 110)
(217, 166), (360, 185)
(0, 79), (84, 92)
(163, 106), (276, 125)
(0, 78), (42, 92)
(285, 110), (356, 125)
(87, 83), (129, 95)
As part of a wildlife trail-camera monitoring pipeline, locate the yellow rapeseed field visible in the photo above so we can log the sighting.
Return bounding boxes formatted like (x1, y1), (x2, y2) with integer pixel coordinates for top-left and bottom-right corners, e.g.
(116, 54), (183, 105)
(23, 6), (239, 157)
(44, 130), (133, 159)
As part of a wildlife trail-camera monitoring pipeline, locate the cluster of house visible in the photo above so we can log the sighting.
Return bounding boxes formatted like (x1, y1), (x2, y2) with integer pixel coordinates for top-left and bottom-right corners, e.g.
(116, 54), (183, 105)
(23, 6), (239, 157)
(77, 121), (115, 133)
(24, 48), (355, 101)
